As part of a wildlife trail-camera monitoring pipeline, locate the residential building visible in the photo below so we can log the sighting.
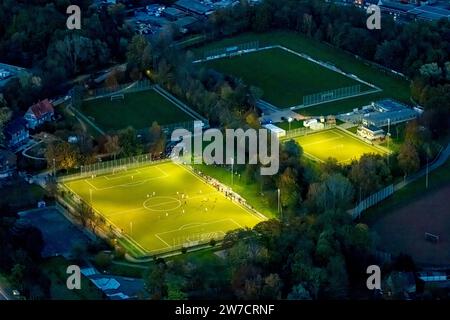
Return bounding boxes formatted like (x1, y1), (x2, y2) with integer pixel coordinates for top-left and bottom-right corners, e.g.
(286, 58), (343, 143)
(24, 99), (55, 129)
(4, 118), (29, 148)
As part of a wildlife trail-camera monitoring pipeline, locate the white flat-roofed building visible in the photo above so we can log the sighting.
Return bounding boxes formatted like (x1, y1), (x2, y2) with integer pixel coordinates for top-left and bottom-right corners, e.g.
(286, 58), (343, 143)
(357, 125), (385, 141)
(263, 124), (286, 138)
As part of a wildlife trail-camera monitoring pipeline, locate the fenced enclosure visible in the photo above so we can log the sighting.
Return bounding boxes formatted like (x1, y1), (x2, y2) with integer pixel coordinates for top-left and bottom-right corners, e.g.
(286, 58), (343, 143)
(84, 79), (154, 101)
(203, 41), (260, 60)
(302, 85), (361, 107)
(158, 119), (209, 136)
(351, 184), (394, 219)
(57, 158), (266, 259)
(283, 123), (336, 139)
(59, 153), (162, 182)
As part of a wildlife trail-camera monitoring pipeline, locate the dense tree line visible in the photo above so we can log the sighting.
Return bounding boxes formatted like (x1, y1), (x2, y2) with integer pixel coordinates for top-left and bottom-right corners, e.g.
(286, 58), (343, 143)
(125, 31), (261, 129)
(208, 0), (450, 78)
(0, 208), (50, 299)
(0, 0), (133, 114)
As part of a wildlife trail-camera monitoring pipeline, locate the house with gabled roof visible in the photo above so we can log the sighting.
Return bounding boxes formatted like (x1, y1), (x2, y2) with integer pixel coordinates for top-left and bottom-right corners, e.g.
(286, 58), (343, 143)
(24, 99), (54, 129)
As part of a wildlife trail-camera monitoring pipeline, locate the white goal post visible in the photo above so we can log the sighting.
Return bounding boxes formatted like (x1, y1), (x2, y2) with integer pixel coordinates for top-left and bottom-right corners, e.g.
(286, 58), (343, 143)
(112, 166), (128, 174)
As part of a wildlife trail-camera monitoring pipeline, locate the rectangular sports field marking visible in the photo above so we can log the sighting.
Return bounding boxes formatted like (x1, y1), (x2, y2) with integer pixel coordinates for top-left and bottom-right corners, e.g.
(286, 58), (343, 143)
(300, 131), (343, 147)
(61, 161), (266, 255)
(154, 219), (243, 248)
(81, 167), (169, 191)
(204, 46), (375, 108)
(293, 129), (387, 164)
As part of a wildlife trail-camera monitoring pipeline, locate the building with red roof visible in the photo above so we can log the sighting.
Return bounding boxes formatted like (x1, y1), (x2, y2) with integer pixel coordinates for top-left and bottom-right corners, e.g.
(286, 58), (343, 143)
(24, 99), (55, 129)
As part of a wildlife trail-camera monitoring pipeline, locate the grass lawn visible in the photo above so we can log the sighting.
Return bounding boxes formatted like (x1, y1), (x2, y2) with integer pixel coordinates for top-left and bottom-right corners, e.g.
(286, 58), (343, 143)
(291, 128), (387, 163)
(41, 257), (103, 300)
(80, 89), (193, 131)
(205, 47), (369, 108)
(62, 161), (265, 256)
(275, 119), (304, 131)
(194, 163), (279, 219)
(195, 31), (410, 114)
(363, 159), (450, 226)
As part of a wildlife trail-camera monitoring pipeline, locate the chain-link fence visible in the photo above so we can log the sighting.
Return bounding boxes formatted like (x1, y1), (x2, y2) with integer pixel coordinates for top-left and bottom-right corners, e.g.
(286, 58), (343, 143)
(302, 85), (361, 106)
(59, 154), (170, 182)
(283, 123), (336, 139)
(351, 184), (394, 219)
(203, 41), (260, 60)
(84, 79), (154, 101)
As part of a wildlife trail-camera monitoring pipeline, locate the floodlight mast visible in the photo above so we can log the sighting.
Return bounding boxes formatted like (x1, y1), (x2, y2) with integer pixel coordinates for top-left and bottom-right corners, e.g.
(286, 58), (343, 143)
(230, 157), (234, 186)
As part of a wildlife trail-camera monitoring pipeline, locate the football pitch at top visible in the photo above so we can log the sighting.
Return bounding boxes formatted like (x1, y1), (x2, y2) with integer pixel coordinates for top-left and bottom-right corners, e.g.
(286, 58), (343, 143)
(63, 161), (265, 256)
(204, 47), (371, 108)
(293, 128), (387, 163)
(80, 89), (193, 131)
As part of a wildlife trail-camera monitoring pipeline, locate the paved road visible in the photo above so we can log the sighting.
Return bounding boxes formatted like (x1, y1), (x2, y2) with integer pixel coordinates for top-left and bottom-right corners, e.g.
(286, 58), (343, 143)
(394, 143), (450, 191)
(0, 287), (9, 300)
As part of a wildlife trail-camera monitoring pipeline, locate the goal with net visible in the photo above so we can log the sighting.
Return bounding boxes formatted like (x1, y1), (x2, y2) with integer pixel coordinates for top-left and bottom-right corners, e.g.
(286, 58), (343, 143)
(112, 166), (128, 174)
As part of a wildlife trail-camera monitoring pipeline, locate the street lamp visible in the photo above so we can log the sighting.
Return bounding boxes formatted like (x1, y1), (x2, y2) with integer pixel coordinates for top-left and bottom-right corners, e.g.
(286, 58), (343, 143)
(230, 157), (234, 186)
(52, 158), (56, 176)
(288, 117), (293, 131)
(277, 188), (281, 216)
(387, 118), (391, 165)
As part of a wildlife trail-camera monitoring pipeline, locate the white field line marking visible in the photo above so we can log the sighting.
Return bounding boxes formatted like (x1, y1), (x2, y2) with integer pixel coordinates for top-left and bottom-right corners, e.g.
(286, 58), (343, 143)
(302, 152), (324, 163)
(84, 179), (100, 191)
(157, 218), (234, 236)
(83, 174), (168, 191)
(337, 130), (389, 155)
(145, 199), (181, 209)
(155, 234), (171, 248)
(104, 192), (217, 217)
(63, 182), (148, 255)
(103, 169), (140, 180)
(229, 218), (244, 229)
(176, 162), (266, 222)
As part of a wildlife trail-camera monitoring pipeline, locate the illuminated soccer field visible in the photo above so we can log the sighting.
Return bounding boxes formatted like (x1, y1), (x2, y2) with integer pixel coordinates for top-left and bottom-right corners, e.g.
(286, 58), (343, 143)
(293, 128), (387, 163)
(62, 161), (265, 256)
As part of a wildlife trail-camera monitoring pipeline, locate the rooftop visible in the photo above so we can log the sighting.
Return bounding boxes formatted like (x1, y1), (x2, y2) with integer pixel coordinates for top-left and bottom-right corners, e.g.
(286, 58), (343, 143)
(163, 7), (187, 18)
(28, 99), (54, 118)
(379, 1), (450, 21)
(5, 118), (28, 136)
(374, 99), (408, 112)
(174, 0), (213, 15)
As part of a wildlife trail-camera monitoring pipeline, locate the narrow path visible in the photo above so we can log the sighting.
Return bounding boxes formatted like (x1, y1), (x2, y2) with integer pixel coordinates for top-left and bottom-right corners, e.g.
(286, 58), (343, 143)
(69, 104), (105, 136)
(153, 85), (208, 123)
(21, 140), (45, 161)
(394, 143), (450, 191)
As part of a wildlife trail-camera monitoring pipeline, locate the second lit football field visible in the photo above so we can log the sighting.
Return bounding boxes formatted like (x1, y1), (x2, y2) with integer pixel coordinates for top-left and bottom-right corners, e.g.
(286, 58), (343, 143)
(293, 129), (387, 163)
(63, 161), (265, 256)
